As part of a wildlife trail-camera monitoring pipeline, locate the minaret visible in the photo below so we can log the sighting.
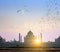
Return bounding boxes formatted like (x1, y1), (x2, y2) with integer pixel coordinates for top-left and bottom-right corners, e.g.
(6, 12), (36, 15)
(40, 33), (42, 43)
(38, 33), (42, 43)
(19, 33), (22, 43)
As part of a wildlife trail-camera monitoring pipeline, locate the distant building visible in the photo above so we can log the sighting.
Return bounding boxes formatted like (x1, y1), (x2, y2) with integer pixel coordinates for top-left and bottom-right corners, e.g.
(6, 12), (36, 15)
(54, 36), (60, 47)
(55, 36), (60, 43)
(24, 31), (36, 46)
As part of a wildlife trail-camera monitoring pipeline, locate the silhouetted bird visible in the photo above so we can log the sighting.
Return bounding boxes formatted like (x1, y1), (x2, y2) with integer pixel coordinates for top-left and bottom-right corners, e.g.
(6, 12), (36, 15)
(17, 10), (21, 13)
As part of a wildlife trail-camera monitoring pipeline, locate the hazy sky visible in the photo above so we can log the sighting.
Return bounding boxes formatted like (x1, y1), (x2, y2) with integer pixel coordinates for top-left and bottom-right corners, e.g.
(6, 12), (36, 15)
(0, 0), (60, 42)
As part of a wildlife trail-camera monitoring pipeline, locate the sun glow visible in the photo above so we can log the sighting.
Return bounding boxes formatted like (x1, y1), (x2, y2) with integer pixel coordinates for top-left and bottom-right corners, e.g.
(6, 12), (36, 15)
(34, 38), (42, 47)
(36, 39), (40, 44)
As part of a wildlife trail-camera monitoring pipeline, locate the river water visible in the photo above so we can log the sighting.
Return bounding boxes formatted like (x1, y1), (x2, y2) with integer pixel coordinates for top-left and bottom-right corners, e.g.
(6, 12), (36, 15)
(0, 48), (60, 52)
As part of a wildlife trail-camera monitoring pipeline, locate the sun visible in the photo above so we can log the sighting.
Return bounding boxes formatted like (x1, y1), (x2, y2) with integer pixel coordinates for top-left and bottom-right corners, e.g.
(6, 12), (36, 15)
(34, 38), (42, 47)
(36, 39), (40, 44)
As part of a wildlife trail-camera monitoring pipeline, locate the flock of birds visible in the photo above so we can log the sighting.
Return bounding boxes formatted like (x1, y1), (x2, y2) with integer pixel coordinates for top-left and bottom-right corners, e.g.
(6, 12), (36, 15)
(16, 0), (60, 30)
(46, 0), (60, 28)
(39, 0), (60, 29)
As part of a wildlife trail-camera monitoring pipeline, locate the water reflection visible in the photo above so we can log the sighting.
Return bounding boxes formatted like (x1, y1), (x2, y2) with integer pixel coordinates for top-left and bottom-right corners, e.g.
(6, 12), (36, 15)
(0, 48), (60, 52)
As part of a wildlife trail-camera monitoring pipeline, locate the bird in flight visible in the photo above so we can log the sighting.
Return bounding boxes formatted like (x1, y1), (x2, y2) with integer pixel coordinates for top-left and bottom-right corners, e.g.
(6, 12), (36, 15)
(17, 5), (30, 15)
(17, 10), (21, 13)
